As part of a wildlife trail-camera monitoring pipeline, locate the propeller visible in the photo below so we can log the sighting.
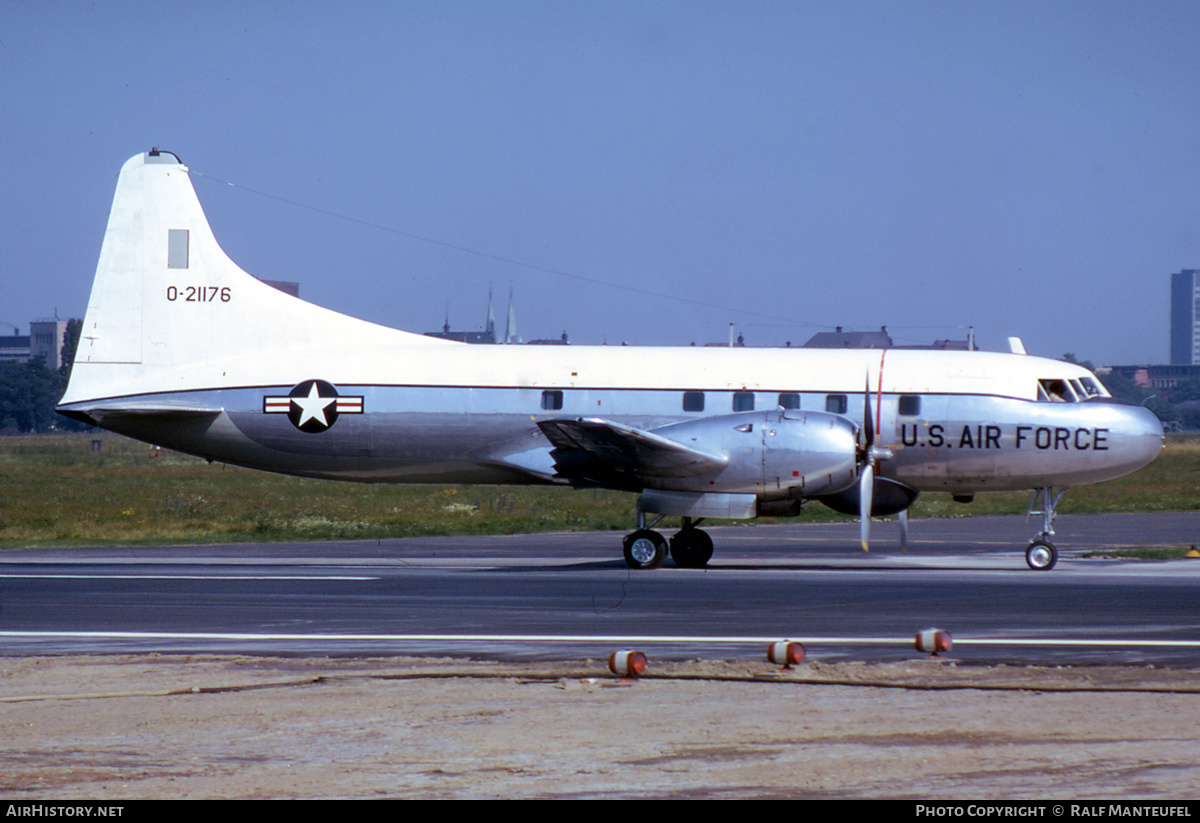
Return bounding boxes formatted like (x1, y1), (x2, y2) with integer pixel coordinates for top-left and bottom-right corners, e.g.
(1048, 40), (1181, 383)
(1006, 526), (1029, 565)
(857, 374), (893, 552)
(859, 459), (873, 552)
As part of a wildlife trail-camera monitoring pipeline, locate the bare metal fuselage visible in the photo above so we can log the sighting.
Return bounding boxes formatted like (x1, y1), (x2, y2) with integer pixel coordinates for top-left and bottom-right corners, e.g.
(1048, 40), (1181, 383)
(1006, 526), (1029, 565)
(57, 151), (1164, 568)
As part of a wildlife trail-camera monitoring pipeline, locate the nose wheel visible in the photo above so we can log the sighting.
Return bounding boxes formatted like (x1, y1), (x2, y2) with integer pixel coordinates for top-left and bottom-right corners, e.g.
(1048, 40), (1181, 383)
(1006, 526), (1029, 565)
(1025, 539), (1058, 571)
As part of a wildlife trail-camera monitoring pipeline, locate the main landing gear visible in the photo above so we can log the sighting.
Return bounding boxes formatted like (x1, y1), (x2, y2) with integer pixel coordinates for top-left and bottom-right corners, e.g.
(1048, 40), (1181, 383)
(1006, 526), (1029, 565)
(1025, 487), (1065, 571)
(622, 516), (713, 569)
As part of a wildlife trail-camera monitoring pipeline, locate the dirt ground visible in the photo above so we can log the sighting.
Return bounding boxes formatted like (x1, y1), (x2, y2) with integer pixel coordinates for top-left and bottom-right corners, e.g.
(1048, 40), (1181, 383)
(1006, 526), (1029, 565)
(1, 655), (1198, 799)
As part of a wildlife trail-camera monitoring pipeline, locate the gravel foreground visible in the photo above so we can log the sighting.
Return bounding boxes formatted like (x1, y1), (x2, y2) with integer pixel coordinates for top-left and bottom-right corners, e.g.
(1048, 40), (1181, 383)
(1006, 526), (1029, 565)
(1, 655), (1198, 800)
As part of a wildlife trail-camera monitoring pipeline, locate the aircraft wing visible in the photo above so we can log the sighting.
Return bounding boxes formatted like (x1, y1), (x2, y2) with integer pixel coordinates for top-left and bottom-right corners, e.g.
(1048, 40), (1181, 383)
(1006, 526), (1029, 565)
(537, 417), (727, 489)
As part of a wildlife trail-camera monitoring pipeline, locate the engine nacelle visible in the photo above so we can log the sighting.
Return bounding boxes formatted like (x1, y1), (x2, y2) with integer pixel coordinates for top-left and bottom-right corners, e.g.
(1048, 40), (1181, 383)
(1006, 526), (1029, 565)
(816, 475), (919, 517)
(648, 409), (859, 499)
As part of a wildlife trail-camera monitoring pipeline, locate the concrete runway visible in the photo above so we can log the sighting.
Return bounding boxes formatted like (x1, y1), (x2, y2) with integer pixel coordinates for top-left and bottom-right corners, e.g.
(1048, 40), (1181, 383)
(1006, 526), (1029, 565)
(2, 512), (1199, 665)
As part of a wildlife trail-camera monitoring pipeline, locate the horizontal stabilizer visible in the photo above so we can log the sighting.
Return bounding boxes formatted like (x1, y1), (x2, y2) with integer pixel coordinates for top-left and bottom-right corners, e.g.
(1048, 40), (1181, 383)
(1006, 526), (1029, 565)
(57, 400), (222, 427)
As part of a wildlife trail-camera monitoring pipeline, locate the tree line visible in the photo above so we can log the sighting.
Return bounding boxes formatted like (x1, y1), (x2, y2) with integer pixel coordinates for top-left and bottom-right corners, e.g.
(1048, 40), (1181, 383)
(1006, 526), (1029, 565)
(0, 319), (85, 432)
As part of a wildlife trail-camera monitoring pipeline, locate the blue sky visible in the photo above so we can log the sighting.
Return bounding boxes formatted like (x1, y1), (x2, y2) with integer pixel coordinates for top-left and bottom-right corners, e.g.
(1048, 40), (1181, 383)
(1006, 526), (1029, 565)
(3, 1), (1198, 364)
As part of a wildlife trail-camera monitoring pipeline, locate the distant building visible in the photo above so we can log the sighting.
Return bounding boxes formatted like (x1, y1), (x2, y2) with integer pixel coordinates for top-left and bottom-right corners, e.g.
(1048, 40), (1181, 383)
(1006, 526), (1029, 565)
(902, 337), (975, 351)
(30, 320), (67, 370)
(1107, 363), (1200, 392)
(0, 329), (30, 364)
(803, 326), (892, 349)
(801, 325), (975, 351)
(527, 332), (570, 346)
(425, 289), (561, 344)
(702, 332), (746, 347)
(426, 321), (495, 344)
(1170, 269), (1200, 364)
(0, 320), (68, 369)
(426, 289), (498, 343)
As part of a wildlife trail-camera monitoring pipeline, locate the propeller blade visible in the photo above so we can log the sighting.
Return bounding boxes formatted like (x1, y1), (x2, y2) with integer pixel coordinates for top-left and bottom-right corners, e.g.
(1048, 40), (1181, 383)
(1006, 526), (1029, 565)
(862, 375), (874, 451)
(899, 508), (909, 553)
(859, 462), (873, 552)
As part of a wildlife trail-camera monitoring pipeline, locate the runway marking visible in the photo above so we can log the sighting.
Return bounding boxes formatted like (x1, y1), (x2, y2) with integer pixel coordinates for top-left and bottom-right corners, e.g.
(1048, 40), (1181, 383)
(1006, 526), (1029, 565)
(0, 574), (375, 581)
(2, 631), (1199, 648)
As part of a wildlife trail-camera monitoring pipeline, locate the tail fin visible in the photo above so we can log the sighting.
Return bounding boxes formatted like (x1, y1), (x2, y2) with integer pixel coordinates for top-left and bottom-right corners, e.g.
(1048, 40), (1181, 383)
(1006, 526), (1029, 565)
(62, 150), (443, 406)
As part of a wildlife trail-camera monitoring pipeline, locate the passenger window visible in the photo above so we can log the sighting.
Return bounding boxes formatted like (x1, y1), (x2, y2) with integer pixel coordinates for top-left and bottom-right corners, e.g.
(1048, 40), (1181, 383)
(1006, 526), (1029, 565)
(898, 395), (921, 416)
(732, 391), (754, 412)
(683, 391), (705, 412)
(541, 390), (563, 411)
(826, 394), (847, 414)
(778, 393), (800, 410)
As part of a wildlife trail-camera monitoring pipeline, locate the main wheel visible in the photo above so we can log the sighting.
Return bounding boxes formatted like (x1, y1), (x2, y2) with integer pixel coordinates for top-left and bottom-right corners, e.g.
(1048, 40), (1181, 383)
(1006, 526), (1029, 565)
(623, 529), (668, 570)
(669, 528), (714, 568)
(1026, 539), (1058, 571)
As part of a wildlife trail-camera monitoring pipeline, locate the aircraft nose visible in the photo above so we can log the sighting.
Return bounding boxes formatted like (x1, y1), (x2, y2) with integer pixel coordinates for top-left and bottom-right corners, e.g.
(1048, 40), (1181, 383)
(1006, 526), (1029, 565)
(1111, 403), (1164, 475)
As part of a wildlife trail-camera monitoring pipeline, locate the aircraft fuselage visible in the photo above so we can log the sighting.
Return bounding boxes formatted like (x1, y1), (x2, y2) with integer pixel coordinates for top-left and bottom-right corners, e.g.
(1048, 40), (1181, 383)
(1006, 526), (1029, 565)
(57, 150), (1165, 570)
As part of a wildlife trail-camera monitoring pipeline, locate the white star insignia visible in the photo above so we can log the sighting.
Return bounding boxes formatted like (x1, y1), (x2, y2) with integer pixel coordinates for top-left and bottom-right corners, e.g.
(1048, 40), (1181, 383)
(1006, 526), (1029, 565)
(264, 380), (363, 432)
(291, 382), (336, 428)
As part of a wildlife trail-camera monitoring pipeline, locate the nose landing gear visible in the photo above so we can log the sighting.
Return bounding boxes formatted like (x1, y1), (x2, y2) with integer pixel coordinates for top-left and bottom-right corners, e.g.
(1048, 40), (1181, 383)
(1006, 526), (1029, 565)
(1025, 487), (1065, 571)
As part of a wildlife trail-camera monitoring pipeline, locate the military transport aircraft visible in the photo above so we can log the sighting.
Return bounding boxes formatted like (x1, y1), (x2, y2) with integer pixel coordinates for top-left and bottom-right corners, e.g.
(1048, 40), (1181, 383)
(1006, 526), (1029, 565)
(58, 150), (1165, 571)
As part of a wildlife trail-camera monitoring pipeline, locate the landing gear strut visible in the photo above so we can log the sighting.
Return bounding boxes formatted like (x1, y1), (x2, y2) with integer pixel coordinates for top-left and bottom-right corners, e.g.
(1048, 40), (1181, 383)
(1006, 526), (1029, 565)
(1025, 487), (1065, 571)
(622, 515), (713, 570)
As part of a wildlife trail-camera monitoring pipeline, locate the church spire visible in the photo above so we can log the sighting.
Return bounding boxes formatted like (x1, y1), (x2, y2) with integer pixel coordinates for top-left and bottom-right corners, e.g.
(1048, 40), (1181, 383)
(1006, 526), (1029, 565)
(504, 287), (521, 344)
(485, 286), (496, 343)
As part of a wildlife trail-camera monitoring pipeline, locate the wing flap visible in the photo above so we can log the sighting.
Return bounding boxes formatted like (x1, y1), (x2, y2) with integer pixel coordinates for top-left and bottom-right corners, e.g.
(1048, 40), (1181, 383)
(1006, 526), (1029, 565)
(537, 417), (727, 488)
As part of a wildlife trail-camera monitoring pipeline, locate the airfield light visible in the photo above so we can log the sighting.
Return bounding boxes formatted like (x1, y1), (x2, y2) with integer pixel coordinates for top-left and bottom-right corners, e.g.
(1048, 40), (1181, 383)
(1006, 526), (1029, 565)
(767, 641), (807, 668)
(608, 650), (648, 678)
(915, 629), (953, 657)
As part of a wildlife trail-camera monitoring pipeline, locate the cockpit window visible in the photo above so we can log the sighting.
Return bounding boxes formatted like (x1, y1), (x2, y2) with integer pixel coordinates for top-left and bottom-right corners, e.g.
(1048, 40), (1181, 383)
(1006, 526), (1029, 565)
(1079, 377), (1105, 398)
(1038, 379), (1078, 403)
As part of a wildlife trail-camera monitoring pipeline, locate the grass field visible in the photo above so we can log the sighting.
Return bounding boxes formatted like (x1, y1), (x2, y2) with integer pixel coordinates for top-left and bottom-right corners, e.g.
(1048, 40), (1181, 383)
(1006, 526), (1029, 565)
(1, 431), (1196, 549)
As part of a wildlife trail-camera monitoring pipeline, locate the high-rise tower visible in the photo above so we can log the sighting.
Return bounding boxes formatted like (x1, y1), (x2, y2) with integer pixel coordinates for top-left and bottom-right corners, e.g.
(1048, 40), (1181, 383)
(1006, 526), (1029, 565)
(1170, 269), (1200, 364)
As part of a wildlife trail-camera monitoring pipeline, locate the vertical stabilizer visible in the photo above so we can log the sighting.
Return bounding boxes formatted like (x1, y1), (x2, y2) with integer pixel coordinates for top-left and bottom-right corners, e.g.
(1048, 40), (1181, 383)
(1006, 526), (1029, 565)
(62, 150), (443, 406)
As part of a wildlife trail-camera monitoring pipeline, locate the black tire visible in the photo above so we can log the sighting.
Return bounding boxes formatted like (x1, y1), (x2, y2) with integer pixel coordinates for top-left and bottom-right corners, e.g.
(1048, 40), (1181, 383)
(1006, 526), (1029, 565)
(669, 528), (714, 568)
(1026, 539), (1058, 571)
(623, 529), (668, 570)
